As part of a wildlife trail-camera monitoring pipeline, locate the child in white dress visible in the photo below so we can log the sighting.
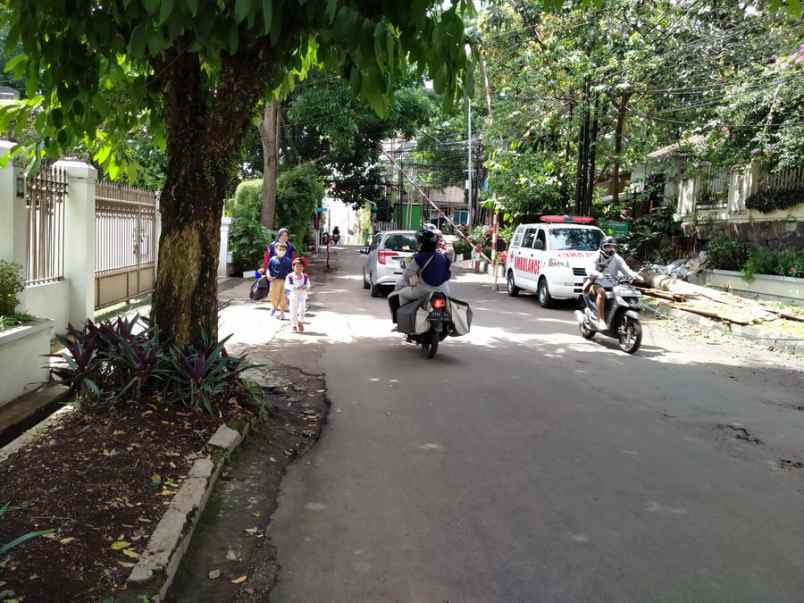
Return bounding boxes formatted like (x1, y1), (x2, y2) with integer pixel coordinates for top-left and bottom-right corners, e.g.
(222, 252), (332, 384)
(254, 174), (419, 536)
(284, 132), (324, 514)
(285, 258), (310, 332)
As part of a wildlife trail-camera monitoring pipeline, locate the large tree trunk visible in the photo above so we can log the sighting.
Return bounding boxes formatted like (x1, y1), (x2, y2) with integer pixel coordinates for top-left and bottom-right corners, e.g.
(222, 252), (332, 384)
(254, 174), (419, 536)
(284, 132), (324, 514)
(259, 100), (280, 229)
(611, 91), (631, 205)
(151, 48), (271, 347)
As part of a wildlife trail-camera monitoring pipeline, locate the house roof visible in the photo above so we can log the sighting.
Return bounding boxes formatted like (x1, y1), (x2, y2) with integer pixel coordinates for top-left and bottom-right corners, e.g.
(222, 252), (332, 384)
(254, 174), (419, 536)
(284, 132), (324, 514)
(647, 135), (705, 159)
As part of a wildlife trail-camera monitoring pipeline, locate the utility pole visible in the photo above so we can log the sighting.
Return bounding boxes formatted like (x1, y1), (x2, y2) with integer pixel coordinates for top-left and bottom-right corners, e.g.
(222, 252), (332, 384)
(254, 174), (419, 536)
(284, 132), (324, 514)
(466, 96), (473, 226)
(479, 52), (500, 288)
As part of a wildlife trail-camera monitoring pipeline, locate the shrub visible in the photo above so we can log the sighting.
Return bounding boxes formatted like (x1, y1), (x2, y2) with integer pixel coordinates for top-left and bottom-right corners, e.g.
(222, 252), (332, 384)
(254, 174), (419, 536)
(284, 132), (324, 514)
(745, 188), (804, 213)
(52, 316), (254, 415)
(0, 260), (25, 316)
(705, 236), (749, 271)
(276, 164), (324, 246)
(230, 219), (275, 274)
(742, 246), (779, 280)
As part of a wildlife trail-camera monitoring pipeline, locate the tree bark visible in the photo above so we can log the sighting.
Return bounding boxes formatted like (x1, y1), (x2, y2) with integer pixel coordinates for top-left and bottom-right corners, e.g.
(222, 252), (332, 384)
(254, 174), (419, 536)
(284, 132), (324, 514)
(259, 100), (280, 229)
(150, 45), (272, 347)
(611, 91), (631, 204)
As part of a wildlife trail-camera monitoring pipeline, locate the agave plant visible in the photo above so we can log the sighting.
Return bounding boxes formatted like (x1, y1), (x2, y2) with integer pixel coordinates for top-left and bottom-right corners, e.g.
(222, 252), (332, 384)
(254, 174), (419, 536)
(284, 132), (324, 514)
(0, 502), (52, 558)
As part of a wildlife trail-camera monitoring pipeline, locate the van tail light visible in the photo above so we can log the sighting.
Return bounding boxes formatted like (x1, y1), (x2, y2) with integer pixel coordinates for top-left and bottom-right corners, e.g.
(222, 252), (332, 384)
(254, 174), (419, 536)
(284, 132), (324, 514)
(378, 250), (399, 265)
(431, 295), (447, 310)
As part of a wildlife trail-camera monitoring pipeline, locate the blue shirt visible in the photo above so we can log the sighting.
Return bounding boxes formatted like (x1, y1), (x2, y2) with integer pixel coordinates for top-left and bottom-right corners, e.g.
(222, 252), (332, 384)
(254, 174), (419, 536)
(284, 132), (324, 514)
(268, 255), (292, 279)
(414, 251), (451, 287)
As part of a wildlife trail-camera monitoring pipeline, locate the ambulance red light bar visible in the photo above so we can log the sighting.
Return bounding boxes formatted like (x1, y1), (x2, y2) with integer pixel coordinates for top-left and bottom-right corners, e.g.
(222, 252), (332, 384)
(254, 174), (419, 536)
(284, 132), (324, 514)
(539, 215), (596, 224)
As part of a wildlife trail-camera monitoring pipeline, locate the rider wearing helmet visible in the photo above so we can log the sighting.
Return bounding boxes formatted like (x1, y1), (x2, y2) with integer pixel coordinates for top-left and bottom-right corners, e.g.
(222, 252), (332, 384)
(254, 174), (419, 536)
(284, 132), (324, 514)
(586, 236), (642, 330)
(395, 228), (453, 306)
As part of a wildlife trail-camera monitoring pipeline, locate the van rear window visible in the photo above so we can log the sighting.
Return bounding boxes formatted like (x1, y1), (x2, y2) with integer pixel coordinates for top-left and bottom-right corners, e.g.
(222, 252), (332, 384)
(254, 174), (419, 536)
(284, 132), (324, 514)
(548, 228), (603, 251)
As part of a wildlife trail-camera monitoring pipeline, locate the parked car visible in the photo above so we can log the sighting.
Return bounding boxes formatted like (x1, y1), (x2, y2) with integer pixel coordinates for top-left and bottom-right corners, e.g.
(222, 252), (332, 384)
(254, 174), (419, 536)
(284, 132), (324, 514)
(361, 230), (418, 297)
(505, 216), (605, 307)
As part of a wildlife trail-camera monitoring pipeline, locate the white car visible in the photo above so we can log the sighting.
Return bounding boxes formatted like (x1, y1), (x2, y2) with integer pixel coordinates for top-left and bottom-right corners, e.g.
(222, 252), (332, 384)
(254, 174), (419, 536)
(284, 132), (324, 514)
(361, 230), (418, 297)
(505, 217), (606, 307)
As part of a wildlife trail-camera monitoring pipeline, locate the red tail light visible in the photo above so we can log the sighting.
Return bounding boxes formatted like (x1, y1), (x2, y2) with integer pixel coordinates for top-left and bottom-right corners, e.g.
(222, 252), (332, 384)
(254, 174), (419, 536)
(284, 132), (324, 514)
(378, 250), (399, 265)
(431, 296), (446, 310)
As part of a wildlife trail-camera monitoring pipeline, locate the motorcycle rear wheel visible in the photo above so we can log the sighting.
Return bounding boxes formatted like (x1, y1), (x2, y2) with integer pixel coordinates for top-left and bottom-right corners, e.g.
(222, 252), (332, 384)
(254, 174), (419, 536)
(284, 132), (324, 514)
(618, 318), (642, 354)
(422, 329), (440, 358)
(579, 321), (595, 340)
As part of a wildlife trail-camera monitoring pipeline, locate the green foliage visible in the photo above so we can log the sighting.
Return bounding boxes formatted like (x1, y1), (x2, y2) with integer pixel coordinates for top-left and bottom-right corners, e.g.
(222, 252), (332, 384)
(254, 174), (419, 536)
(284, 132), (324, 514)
(742, 245), (804, 280)
(1, 502), (52, 558)
(230, 219), (275, 273)
(0, 311), (34, 331)
(621, 204), (681, 261)
(0, 260), (24, 316)
(0, 0), (473, 176)
(705, 236), (749, 271)
(229, 179), (263, 222)
(745, 188), (804, 213)
(52, 315), (254, 415)
(276, 163), (325, 246)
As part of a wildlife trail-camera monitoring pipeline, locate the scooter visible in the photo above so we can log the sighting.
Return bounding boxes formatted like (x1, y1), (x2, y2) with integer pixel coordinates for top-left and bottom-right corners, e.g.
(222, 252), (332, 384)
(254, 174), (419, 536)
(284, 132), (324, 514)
(389, 291), (454, 358)
(575, 275), (643, 354)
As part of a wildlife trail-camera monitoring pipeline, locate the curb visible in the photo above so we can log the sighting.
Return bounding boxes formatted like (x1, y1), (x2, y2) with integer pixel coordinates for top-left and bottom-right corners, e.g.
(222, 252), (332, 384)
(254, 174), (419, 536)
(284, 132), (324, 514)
(645, 300), (804, 356)
(120, 420), (254, 602)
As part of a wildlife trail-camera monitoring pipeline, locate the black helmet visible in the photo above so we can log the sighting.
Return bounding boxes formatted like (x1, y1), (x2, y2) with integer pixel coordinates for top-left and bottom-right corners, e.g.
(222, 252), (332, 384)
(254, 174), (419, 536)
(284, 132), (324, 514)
(601, 236), (617, 257)
(417, 229), (437, 250)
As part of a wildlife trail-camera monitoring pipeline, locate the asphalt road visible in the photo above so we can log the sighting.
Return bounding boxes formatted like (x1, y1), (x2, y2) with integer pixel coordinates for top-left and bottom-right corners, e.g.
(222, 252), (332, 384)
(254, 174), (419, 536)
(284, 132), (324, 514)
(267, 248), (804, 603)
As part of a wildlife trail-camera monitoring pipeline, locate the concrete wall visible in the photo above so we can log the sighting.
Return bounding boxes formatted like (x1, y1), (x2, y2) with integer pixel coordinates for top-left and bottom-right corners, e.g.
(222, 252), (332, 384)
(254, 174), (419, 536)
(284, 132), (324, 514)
(0, 319), (53, 405)
(19, 280), (70, 333)
(697, 269), (804, 306)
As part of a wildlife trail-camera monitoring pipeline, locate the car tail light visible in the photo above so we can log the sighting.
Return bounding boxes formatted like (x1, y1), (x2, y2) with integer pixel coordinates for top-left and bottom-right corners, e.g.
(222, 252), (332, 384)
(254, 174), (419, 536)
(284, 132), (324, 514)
(378, 250), (399, 265)
(431, 295), (446, 310)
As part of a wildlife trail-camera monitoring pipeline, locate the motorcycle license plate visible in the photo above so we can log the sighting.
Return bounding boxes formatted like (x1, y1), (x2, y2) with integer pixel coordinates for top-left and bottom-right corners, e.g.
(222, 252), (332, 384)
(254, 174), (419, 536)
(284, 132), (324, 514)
(429, 310), (447, 320)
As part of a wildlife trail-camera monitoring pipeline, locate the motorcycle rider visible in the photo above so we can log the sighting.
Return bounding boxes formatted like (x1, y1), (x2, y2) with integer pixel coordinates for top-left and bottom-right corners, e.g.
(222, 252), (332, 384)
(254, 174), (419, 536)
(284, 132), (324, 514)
(396, 229), (452, 306)
(585, 236), (643, 331)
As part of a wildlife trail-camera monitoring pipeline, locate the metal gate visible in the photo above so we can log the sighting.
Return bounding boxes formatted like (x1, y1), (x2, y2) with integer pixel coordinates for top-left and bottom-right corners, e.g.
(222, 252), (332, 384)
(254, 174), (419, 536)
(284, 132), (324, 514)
(24, 164), (68, 285)
(95, 182), (158, 310)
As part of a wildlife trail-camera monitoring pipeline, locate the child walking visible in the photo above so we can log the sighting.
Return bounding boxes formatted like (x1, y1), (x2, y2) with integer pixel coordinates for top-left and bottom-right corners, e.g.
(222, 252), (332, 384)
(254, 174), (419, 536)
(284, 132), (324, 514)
(267, 243), (292, 319)
(286, 258), (310, 332)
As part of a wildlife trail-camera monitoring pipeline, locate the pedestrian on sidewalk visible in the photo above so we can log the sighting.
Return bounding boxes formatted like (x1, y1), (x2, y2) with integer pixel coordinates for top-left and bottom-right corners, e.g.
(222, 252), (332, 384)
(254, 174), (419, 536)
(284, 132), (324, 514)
(286, 258), (311, 332)
(268, 242), (292, 320)
(261, 228), (297, 273)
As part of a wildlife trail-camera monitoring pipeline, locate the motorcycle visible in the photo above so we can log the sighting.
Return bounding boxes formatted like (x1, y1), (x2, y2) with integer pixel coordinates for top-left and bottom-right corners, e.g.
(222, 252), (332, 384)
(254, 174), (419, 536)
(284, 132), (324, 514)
(574, 275), (643, 354)
(332, 232), (341, 245)
(388, 291), (456, 358)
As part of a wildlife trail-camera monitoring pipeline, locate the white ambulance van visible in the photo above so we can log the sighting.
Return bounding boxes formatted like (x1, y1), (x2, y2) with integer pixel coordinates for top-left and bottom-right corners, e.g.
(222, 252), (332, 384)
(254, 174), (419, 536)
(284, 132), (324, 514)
(505, 216), (606, 307)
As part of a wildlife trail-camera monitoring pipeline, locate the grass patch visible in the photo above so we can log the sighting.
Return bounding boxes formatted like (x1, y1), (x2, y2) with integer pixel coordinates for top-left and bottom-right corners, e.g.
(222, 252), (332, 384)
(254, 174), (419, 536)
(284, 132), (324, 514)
(0, 312), (35, 332)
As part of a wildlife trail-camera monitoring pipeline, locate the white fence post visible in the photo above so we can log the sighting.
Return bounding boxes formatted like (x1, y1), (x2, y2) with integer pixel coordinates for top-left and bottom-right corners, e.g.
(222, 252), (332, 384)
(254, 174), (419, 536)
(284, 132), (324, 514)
(0, 141), (23, 265)
(219, 216), (232, 277)
(56, 159), (97, 327)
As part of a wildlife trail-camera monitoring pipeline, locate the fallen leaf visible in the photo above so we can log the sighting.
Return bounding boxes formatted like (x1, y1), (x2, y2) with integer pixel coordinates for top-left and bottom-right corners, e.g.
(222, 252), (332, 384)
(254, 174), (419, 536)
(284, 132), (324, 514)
(151, 474), (162, 486)
(118, 561), (136, 569)
(208, 569), (221, 580)
(231, 575), (248, 584)
(111, 541), (131, 550)
(59, 537), (76, 545)
(121, 549), (140, 559)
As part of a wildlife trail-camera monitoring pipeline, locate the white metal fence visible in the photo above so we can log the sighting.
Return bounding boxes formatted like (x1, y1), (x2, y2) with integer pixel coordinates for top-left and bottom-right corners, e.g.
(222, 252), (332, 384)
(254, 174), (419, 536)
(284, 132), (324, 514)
(24, 164), (68, 285)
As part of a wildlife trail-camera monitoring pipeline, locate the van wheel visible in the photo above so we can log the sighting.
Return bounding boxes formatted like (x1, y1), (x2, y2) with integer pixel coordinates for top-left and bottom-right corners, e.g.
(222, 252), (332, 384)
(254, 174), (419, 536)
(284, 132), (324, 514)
(362, 269), (370, 289)
(537, 278), (554, 308)
(507, 271), (520, 297)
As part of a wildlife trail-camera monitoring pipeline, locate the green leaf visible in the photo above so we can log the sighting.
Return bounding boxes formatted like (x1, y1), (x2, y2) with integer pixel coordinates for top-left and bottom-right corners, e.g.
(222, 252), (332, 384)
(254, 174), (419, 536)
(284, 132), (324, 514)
(143, 0), (161, 15)
(94, 144), (113, 165)
(270, 3), (282, 46)
(51, 108), (64, 129)
(0, 529), (53, 556)
(788, 0), (801, 17)
(159, 0), (175, 25)
(236, 0), (252, 24)
(128, 25), (148, 57)
(325, 0), (337, 23)
(262, 0), (273, 34)
(3, 53), (27, 75)
(186, 0), (200, 16)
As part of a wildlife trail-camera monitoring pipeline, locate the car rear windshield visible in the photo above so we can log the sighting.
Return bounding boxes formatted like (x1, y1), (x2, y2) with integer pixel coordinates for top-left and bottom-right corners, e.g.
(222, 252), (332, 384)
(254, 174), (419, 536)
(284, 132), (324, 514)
(384, 234), (417, 252)
(548, 228), (603, 251)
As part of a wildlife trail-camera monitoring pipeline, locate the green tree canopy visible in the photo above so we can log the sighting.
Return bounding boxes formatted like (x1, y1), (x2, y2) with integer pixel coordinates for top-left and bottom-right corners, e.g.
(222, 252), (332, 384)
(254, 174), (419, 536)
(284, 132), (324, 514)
(0, 0), (473, 345)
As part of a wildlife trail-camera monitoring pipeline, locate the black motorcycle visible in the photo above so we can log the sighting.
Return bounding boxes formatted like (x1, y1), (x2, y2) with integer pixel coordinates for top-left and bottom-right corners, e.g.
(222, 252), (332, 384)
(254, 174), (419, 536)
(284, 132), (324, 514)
(575, 275), (643, 354)
(388, 291), (471, 359)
